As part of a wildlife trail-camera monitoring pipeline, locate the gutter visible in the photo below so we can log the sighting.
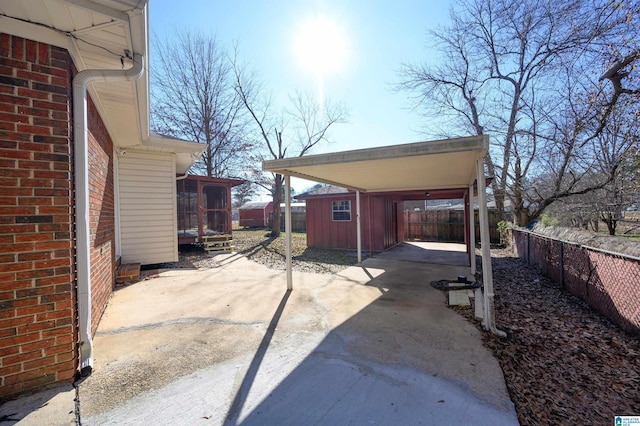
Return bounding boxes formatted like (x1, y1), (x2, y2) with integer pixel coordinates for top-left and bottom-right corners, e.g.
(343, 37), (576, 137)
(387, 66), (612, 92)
(73, 53), (144, 376)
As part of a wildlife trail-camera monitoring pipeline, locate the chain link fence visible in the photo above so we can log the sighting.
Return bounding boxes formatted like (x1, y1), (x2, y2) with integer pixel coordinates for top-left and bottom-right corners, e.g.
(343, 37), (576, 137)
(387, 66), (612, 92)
(511, 229), (640, 335)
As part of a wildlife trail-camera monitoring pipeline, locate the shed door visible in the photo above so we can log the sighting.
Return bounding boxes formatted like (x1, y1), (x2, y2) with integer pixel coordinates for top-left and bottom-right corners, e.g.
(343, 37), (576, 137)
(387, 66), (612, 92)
(118, 151), (177, 264)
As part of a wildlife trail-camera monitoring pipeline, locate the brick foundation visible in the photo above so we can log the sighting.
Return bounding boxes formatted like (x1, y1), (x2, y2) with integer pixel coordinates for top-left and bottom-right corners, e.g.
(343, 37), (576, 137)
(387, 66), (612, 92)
(116, 263), (141, 284)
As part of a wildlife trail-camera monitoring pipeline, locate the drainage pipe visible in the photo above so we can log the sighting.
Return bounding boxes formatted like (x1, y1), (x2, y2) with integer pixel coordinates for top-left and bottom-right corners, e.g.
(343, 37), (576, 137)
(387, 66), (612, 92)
(73, 53), (144, 375)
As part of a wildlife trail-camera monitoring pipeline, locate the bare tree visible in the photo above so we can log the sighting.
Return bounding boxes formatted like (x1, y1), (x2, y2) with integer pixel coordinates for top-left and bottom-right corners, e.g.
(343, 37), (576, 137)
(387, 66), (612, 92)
(233, 60), (348, 237)
(151, 30), (252, 178)
(544, 121), (640, 235)
(232, 181), (257, 208)
(398, 0), (639, 226)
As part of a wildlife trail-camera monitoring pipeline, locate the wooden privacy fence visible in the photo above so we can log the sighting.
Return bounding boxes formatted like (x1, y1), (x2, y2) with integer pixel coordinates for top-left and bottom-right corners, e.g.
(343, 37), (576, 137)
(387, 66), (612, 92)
(404, 210), (500, 243)
(269, 210), (500, 241)
(511, 229), (640, 335)
(270, 212), (307, 233)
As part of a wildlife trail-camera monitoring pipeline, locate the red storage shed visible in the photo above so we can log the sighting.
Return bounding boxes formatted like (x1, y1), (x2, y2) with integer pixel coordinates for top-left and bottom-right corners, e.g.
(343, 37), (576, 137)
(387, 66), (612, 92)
(297, 185), (474, 256)
(239, 201), (274, 227)
(296, 186), (401, 253)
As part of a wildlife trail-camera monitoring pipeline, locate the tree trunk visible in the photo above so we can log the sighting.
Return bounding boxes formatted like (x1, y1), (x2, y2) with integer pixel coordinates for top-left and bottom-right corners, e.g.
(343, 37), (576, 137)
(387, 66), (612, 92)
(517, 209), (530, 228)
(601, 213), (617, 235)
(512, 181), (531, 227)
(484, 154), (506, 222)
(270, 174), (283, 237)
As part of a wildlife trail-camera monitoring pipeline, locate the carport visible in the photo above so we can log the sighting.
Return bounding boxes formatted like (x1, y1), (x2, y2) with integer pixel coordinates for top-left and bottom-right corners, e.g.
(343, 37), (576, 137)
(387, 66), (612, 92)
(263, 135), (504, 335)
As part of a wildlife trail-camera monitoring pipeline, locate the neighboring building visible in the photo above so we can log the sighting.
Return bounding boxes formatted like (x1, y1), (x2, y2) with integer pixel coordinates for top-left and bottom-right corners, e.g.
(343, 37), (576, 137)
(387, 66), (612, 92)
(177, 175), (244, 245)
(279, 202), (306, 213)
(239, 201), (274, 228)
(0, 0), (204, 399)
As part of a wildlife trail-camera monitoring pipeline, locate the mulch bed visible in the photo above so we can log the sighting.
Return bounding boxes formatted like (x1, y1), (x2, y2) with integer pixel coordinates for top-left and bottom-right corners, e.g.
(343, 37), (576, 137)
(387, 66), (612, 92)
(452, 249), (640, 425)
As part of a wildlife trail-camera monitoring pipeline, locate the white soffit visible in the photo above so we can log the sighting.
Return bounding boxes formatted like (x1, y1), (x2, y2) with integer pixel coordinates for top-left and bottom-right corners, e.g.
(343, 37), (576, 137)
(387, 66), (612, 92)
(0, 0), (144, 147)
(263, 136), (489, 192)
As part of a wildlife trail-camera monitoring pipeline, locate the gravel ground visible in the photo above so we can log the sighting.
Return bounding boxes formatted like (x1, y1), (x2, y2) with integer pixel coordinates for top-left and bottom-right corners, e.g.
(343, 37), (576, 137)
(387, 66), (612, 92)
(170, 231), (640, 424)
(172, 229), (360, 274)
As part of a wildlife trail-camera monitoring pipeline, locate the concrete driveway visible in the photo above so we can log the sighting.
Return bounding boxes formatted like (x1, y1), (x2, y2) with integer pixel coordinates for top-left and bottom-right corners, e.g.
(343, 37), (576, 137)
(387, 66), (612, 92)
(2, 243), (519, 425)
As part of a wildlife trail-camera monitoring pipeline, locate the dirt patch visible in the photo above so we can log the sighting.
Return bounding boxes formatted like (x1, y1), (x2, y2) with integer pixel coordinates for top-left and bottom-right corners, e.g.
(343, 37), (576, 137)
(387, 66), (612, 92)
(451, 248), (640, 425)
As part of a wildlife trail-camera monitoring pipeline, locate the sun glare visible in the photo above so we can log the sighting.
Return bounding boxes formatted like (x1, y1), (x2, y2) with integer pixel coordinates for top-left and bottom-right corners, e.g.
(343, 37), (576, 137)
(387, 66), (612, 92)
(293, 15), (349, 78)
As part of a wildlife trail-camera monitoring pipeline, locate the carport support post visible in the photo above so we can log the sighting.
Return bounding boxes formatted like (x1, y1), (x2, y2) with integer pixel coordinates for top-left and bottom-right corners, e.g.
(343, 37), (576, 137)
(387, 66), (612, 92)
(285, 175), (292, 290)
(476, 158), (495, 331)
(468, 184), (476, 276)
(356, 190), (362, 263)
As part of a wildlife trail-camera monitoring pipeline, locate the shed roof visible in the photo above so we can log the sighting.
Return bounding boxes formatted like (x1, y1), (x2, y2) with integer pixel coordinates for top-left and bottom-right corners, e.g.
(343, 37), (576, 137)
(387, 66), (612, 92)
(239, 201), (273, 210)
(263, 136), (488, 193)
(296, 185), (349, 199)
(180, 174), (245, 187)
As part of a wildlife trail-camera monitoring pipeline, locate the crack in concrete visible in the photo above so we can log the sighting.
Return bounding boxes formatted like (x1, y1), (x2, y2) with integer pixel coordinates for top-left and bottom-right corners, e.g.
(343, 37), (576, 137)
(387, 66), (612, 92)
(95, 317), (265, 336)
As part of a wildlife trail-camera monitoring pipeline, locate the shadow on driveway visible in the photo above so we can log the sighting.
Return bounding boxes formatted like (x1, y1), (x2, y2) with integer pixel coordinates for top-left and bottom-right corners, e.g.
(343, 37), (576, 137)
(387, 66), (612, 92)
(223, 290), (290, 425)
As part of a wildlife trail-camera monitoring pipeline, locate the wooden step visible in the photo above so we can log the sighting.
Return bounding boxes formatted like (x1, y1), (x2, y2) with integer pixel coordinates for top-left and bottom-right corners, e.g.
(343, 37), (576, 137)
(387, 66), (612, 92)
(202, 234), (234, 252)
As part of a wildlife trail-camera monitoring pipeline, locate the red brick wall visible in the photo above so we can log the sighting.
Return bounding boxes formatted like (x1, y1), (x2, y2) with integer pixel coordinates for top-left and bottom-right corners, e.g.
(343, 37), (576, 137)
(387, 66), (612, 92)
(0, 33), (118, 400)
(0, 34), (77, 399)
(86, 97), (115, 335)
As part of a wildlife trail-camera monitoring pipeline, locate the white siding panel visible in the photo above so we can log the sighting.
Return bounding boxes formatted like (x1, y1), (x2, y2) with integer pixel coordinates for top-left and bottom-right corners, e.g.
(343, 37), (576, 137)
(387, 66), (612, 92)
(118, 151), (178, 265)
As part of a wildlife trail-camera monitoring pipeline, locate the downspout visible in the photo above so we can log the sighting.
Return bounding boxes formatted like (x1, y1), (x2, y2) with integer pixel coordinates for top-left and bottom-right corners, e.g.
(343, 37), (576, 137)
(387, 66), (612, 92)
(73, 53), (144, 375)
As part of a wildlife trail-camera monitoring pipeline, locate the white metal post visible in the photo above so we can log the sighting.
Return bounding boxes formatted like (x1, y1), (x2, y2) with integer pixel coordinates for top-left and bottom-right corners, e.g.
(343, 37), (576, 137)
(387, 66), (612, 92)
(356, 190), (362, 263)
(477, 158), (494, 330)
(285, 175), (292, 291)
(469, 184), (476, 276)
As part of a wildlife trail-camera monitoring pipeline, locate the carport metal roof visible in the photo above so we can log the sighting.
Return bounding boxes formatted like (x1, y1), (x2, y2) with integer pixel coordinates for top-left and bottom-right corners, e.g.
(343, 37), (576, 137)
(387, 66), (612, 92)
(262, 136), (488, 193)
(262, 135), (504, 336)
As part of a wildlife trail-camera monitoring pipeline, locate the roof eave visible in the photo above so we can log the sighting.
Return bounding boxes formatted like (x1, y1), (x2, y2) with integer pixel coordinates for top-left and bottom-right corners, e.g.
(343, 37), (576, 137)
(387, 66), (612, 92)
(264, 136), (488, 172)
(263, 136), (489, 193)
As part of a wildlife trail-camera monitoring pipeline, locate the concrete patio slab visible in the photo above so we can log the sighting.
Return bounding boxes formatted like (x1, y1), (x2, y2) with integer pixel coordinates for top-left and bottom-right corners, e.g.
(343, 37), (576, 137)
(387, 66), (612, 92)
(0, 384), (75, 426)
(1, 244), (518, 425)
(375, 241), (470, 266)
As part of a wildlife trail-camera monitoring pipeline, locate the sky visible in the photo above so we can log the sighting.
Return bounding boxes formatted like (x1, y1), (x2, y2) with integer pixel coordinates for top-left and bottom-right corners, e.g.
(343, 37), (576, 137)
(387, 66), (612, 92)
(150, 1), (452, 193)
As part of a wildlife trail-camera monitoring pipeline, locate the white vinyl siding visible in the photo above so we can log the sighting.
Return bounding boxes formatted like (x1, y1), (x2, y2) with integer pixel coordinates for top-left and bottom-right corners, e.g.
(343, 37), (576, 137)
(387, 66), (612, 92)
(118, 151), (178, 264)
